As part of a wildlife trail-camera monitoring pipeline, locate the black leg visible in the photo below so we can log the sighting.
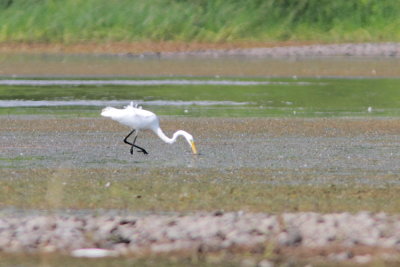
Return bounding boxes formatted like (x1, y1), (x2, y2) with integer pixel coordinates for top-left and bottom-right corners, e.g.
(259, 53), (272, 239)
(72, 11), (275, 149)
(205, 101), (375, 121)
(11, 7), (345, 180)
(123, 129), (148, 155)
(123, 129), (136, 145)
(130, 135), (148, 155)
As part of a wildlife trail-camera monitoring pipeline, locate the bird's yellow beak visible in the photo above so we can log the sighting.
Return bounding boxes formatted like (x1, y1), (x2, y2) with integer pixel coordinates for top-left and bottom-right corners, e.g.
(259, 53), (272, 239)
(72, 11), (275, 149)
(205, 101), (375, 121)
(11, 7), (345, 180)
(190, 140), (198, 155)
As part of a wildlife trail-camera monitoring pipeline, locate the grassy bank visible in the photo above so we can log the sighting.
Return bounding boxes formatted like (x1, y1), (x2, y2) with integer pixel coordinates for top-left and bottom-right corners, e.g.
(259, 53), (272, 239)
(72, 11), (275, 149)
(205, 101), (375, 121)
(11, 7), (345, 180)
(0, 0), (399, 44)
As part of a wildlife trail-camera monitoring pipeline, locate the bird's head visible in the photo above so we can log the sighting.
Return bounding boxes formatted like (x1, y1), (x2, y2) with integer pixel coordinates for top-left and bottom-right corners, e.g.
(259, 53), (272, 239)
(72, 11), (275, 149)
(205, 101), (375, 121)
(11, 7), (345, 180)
(175, 130), (198, 155)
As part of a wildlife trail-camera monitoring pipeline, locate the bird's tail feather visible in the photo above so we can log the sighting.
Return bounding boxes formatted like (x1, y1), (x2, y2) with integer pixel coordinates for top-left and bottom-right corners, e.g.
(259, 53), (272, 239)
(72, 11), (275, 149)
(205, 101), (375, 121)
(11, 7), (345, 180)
(101, 107), (118, 118)
(126, 101), (142, 109)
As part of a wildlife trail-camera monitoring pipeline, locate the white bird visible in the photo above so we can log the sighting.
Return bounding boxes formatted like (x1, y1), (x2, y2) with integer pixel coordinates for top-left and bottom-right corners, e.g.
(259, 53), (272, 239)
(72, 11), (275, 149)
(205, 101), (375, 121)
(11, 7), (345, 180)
(101, 102), (198, 155)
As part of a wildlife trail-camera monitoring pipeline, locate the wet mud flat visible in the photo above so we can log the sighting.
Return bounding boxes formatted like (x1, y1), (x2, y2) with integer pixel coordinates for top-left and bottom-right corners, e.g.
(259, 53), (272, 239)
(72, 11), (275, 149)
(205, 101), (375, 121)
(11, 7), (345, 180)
(1, 116), (399, 176)
(1, 116), (400, 264)
(1, 43), (400, 77)
(1, 116), (400, 210)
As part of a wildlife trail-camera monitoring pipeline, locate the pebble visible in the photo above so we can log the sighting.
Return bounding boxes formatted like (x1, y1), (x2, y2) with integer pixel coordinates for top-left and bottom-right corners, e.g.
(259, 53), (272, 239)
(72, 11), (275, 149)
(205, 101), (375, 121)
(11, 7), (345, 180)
(71, 248), (118, 258)
(0, 211), (399, 262)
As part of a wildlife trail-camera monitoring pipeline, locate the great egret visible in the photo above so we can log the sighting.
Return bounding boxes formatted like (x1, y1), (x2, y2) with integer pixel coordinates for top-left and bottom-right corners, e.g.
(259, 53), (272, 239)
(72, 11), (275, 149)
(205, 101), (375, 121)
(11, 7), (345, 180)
(101, 102), (198, 155)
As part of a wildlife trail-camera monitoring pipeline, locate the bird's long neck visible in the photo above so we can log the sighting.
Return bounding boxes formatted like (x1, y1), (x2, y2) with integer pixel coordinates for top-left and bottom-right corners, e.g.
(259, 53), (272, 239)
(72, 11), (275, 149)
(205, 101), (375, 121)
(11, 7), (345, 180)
(154, 127), (178, 144)
(154, 126), (197, 154)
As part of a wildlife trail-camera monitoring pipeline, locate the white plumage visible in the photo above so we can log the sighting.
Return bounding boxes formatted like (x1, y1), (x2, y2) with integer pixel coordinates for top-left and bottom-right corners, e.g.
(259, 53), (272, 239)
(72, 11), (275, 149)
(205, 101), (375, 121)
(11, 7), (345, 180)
(101, 102), (198, 155)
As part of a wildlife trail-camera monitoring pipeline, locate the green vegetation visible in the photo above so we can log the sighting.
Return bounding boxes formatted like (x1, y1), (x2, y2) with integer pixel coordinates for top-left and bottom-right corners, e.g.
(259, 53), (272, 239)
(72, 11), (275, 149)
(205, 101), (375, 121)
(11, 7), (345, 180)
(1, 168), (399, 213)
(0, 0), (399, 43)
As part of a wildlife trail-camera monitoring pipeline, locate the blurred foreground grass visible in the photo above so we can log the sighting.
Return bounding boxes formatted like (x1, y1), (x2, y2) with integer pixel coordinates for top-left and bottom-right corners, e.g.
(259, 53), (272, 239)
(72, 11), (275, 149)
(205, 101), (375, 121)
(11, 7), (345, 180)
(0, 167), (399, 214)
(0, 0), (399, 43)
(0, 253), (243, 267)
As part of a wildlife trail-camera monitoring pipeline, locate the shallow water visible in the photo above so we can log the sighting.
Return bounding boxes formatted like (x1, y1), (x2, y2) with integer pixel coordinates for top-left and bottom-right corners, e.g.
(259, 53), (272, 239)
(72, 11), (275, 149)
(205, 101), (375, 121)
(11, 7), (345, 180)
(1, 52), (400, 116)
(1, 76), (400, 117)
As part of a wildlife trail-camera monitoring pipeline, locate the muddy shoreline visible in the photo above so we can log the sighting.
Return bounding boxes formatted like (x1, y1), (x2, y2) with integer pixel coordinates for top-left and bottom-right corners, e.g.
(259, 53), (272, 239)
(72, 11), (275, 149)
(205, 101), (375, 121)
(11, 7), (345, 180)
(2, 43), (400, 77)
(1, 42), (399, 57)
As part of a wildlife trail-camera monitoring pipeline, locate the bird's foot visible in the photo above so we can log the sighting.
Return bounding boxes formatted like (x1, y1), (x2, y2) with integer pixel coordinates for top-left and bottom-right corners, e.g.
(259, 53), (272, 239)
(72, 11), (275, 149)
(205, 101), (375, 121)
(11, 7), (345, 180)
(139, 149), (148, 155)
(130, 148), (148, 155)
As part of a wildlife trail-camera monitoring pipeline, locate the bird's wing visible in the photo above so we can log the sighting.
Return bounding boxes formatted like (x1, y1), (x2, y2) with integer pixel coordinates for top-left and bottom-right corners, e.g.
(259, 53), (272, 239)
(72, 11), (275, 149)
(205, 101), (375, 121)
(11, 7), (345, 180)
(132, 107), (155, 118)
(102, 106), (154, 117)
(101, 105), (157, 129)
